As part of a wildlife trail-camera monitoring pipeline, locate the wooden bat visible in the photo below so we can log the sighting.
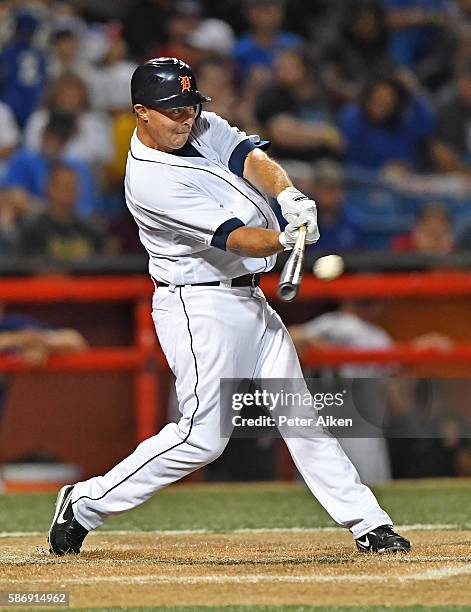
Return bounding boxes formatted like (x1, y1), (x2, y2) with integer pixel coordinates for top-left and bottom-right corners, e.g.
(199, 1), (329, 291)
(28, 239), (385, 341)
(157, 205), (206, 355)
(277, 225), (307, 302)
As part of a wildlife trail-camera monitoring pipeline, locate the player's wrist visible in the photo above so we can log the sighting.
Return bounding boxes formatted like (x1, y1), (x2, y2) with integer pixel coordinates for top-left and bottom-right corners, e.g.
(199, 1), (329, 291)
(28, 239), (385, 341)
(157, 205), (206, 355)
(277, 187), (317, 222)
(278, 231), (293, 251)
(277, 186), (309, 206)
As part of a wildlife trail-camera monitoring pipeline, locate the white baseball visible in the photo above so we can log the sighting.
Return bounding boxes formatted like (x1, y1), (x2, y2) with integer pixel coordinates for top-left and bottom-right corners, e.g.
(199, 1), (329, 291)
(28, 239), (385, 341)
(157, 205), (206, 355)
(313, 254), (344, 281)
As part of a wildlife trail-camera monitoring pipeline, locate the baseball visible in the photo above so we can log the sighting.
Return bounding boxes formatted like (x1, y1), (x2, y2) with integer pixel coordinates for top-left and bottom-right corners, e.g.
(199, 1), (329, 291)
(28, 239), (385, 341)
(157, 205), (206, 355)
(313, 254), (344, 281)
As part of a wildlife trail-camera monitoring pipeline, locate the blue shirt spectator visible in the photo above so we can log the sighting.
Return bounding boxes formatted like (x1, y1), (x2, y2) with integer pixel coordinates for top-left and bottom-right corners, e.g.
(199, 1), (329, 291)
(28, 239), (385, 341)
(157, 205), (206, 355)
(309, 160), (362, 252)
(232, 0), (303, 80)
(2, 113), (98, 217)
(233, 31), (303, 79)
(385, 0), (455, 67)
(0, 12), (47, 127)
(3, 151), (98, 218)
(339, 75), (435, 171)
(315, 211), (362, 252)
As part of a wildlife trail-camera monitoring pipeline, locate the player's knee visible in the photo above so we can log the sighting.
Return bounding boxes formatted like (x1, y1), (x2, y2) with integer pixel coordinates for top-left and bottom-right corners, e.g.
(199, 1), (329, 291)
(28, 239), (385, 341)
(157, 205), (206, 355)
(200, 438), (229, 464)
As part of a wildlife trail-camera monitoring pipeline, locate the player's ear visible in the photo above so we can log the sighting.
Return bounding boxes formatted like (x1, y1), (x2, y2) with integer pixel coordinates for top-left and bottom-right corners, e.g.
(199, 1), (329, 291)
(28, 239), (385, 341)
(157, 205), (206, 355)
(134, 104), (149, 123)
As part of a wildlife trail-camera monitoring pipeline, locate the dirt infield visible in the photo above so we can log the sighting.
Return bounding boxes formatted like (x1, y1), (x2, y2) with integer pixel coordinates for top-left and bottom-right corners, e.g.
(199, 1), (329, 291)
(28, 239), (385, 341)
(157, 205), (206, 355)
(1, 529), (471, 608)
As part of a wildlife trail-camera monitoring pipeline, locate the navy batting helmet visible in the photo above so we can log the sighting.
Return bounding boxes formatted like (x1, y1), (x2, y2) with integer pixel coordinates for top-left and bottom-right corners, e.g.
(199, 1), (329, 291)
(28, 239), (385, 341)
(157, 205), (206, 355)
(131, 57), (211, 110)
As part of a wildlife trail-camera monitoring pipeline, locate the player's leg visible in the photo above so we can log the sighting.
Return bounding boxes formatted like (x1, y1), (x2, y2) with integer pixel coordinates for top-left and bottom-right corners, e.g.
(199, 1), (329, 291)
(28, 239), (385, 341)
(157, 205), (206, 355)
(252, 293), (395, 539)
(68, 286), (263, 533)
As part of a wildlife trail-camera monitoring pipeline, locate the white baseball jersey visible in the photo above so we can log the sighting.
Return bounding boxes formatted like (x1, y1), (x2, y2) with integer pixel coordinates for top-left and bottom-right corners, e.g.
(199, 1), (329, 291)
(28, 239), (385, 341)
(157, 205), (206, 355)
(124, 111), (279, 285)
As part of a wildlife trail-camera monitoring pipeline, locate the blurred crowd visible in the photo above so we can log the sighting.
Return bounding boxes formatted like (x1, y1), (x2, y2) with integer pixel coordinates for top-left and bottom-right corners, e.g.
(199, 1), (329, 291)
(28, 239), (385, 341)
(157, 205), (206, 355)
(3, 0), (471, 263)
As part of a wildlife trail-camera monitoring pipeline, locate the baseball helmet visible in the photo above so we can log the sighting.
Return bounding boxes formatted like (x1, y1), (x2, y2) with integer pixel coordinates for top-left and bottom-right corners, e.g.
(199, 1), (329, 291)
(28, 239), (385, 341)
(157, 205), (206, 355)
(131, 57), (211, 110)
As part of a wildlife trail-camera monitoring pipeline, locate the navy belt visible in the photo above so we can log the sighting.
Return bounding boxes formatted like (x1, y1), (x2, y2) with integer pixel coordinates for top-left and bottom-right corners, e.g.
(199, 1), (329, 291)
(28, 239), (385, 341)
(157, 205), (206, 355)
(154, 273), (261, 288)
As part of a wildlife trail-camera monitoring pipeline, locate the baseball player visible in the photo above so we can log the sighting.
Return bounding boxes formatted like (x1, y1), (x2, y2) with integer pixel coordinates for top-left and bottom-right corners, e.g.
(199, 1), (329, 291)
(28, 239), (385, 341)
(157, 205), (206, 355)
(48, 58), (410, 555)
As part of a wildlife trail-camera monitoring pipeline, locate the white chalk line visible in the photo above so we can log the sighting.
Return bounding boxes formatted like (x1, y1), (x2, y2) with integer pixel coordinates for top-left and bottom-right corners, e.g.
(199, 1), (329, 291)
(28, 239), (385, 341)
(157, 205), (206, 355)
(0, 523), (468, 539)
(0, 565), (470, 585)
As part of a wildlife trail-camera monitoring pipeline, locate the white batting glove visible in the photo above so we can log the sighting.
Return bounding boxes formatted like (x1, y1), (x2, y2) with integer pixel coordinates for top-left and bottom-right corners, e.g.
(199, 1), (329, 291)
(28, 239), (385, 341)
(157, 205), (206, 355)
(277, 186), (317, 223)
(279, 210), (320, 249)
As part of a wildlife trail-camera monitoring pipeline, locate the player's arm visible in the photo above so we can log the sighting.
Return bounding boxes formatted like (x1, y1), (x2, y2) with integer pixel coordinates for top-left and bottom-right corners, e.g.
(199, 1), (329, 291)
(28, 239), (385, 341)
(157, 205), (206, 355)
(226, 227), (284, 257)
(242, 148), (292, 198)
(226, 209), (318, 257)
(242, 148), (320, 245)
(243, 148), (317, 222)
(225, 144), (323, 256)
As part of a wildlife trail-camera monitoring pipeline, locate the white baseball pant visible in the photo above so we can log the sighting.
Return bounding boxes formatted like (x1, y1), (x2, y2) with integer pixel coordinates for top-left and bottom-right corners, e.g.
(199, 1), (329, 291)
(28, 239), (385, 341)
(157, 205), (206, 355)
(72, 285), (391, 537)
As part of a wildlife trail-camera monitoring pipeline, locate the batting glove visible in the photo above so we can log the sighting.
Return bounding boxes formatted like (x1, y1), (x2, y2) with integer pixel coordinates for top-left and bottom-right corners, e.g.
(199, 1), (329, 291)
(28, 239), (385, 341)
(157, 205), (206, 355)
(279, 209), (320, 249)
(277, 186), (317, 224)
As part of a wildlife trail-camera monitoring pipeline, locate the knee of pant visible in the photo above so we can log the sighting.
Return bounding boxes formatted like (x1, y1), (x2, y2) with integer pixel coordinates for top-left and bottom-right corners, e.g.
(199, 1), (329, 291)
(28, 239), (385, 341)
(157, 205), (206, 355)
(200, 438), (229, 464)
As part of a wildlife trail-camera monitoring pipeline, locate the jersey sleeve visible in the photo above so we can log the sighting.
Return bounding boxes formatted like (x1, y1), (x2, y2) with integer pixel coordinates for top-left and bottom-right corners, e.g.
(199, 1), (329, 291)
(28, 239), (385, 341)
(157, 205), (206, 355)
(198, 111), (270, 177)
(131, 175), (244, 249)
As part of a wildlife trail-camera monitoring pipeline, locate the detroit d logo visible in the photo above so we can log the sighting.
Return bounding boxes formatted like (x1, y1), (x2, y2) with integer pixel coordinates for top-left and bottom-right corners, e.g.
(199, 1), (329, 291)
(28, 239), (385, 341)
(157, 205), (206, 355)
(179, 76), (191, 93)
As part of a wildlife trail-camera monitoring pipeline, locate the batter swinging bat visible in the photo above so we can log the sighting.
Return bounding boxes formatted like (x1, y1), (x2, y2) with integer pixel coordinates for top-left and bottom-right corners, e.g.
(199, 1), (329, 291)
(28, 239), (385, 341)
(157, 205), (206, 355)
(278, 225), (307, 302)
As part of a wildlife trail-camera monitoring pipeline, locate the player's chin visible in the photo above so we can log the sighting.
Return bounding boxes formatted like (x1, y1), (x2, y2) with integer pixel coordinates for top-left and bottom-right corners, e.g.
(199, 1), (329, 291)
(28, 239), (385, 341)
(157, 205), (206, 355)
(173, 132), (190, 147)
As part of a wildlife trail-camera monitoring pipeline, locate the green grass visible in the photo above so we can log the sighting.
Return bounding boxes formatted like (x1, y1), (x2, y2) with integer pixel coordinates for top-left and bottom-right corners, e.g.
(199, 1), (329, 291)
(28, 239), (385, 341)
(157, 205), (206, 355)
(0, 479), (470, 533)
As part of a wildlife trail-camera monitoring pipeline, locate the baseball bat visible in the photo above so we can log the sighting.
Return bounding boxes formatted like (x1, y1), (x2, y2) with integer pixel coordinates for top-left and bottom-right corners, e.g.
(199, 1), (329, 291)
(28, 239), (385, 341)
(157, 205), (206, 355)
(277, 225), (307, 302)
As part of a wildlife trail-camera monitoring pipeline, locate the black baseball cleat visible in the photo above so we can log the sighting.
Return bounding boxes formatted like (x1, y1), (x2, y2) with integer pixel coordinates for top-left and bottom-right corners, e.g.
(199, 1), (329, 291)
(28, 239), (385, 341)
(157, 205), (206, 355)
(48, 485), (88, 555)
(355, 525), (411, 553)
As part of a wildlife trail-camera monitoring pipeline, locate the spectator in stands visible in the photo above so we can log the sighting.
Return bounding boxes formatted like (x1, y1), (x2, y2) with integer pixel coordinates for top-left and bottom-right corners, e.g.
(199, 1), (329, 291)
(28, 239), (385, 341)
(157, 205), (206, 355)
(20, 164), (104, 264)
(47, 26), (100, 105)
(195, 58), (256, 130)
(339, 72), (435, 172)
(3, 113), (98, 218)
(0, 101), (20, 180)
(311, 161), (362, 252)
(0, 188), (34, 256)
(23, 73), (114, 167)
(0, 309), (87, 366)
(122, 0), (173, 61)
(385, 0), (458, 90)
(232, 0), (303, 82)
(188, 17), (236, 58)
(391, 201), (454, 254)
(255, 48), (343, 162)
(150, 0), (203, 66)
(321, 0), (395, 108)
(0, 10), (47, 128)
(91, 28), (138, 183)
(92, 27), (137, 114)
(48, 27), (90, 82)
(433, 61), (471, 174)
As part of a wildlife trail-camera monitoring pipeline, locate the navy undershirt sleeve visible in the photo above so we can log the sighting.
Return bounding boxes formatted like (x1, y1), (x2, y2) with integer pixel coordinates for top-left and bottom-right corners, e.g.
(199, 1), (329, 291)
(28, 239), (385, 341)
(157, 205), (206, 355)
(211, 217), (245, 251)
(228, 139), (271, 177)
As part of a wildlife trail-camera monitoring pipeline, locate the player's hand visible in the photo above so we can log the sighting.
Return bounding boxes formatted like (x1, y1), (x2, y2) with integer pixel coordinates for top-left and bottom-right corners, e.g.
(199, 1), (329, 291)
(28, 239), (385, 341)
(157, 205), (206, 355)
(279, 210), (320, 249)
(277, 187), (317, 223)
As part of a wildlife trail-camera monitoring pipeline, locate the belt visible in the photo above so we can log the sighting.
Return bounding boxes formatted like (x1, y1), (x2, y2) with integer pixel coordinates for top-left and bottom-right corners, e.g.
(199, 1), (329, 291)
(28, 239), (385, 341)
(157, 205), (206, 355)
(154, 273), (261, 288)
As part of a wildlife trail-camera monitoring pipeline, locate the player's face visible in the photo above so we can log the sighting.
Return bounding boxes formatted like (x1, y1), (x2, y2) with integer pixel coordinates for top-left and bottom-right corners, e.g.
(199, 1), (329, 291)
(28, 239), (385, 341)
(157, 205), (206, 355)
(136, 105), (197, 152)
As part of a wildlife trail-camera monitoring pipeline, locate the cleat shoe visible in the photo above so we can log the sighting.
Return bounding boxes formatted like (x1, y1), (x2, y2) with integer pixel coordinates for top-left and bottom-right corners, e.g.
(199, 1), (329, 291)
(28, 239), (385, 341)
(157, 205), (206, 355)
(355, 525), (411, 553)
(48, 485), (88, 555)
